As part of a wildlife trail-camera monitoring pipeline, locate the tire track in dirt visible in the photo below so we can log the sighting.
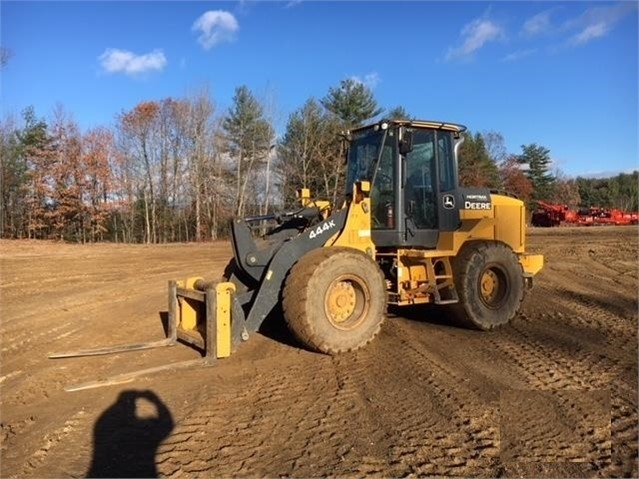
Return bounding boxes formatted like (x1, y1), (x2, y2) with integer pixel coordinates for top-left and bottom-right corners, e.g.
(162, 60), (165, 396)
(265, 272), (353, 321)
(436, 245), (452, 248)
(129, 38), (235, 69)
(387, 281), (630, 474)
(547, 286), (637, 360)
(156, 321), (503, 478)
(512, 312), (633, 414)
(153, 288), (634, 478)
(488, 323), (633, 475)
(13, 409), (89, 478)
(584, 236), (638, 280)
(492, 322), (601, 391)
(393, 299), (629, 474)
(0, 416), (35, 451)
(1, 321), (84, 407)
(499, 390), (611, 466)
(2, 324), (81, 356)
(495, 294), (637, 476)
(155, 357), (357, 478)
(351, 323), (502, 477)
(531, 251), (639, 477)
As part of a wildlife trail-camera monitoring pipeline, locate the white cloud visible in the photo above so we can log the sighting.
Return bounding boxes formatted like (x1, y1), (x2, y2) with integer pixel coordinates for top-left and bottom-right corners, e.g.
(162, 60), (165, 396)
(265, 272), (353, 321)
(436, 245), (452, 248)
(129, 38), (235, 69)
(571, 22), (610, 45)
(566, 2), (637, 46)
(99, 48), (166, 76)
(192, 10), (239, 50)
(446, 17), (504, 61)
(577, 168), (637, 179)
(350, 72), (381, 89)
(502, 48), (537, 62)
(522, 10), (554, 37)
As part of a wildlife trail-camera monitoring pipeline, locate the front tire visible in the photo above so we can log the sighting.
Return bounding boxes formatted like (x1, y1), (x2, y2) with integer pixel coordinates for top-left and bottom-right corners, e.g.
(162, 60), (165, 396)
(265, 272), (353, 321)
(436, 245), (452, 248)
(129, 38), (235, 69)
(451, 241), (524, 330)
(282, 247), (387, 354)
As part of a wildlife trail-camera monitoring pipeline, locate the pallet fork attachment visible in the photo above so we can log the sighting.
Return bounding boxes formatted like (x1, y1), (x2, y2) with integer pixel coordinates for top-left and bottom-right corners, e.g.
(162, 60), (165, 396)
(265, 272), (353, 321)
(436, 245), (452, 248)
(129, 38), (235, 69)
(49, 279), (242, 392)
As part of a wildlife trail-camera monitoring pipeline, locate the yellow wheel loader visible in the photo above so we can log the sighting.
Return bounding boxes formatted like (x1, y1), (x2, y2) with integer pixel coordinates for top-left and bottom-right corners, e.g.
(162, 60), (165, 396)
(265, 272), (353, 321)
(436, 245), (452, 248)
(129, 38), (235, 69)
(51, 119), (543, 391)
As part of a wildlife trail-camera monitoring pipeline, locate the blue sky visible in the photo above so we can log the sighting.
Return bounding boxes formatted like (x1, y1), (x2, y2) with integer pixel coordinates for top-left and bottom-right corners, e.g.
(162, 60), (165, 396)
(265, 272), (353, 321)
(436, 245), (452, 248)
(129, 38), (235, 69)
(2, 1), (638, 177)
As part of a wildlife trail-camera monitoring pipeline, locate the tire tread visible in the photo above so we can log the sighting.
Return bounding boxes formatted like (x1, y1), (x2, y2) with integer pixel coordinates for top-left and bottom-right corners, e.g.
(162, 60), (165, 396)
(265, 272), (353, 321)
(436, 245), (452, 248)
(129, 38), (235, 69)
(450, 241), (524, 331)
(282, 247), (386, 354)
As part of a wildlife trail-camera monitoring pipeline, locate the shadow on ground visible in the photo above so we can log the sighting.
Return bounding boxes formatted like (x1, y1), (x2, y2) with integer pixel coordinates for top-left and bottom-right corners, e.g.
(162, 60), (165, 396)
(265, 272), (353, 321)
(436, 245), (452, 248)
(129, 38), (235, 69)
(86, 389), (174, 478)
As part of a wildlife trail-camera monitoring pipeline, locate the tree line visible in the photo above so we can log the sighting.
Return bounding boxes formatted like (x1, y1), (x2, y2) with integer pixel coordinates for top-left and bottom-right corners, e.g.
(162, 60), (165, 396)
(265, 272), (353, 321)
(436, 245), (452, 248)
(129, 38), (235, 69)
(1, 80), (636, 243)
(456, 133), (637, 211)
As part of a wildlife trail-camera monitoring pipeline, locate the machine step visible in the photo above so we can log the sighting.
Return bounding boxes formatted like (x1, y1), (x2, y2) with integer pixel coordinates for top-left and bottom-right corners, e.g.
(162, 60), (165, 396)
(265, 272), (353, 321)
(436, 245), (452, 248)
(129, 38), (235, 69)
(434, 298), (459, 305)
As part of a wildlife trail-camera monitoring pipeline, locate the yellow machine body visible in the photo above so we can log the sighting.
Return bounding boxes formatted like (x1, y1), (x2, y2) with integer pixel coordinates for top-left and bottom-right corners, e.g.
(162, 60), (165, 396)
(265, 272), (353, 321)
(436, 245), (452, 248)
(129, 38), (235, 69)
(324, 181), (377, 256)
(325, 188), (543, 307)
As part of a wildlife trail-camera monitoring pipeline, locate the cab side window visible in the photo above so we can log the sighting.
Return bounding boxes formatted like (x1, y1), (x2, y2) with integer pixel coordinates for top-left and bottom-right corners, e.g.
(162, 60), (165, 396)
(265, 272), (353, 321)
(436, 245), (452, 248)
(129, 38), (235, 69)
(405, 130), (437, 229)
(437, 132), (455, 191)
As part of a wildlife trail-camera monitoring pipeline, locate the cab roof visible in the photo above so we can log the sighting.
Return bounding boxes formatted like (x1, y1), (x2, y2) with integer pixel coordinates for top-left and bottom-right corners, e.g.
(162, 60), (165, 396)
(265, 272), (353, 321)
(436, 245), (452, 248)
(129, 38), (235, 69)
(351, 119), (467, 134)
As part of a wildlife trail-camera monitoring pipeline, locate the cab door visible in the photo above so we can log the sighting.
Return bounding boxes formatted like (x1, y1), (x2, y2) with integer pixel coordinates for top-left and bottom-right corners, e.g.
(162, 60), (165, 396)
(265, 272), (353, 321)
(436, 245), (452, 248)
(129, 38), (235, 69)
(435, 130), (461, 232)
(402, 129), (460, 247)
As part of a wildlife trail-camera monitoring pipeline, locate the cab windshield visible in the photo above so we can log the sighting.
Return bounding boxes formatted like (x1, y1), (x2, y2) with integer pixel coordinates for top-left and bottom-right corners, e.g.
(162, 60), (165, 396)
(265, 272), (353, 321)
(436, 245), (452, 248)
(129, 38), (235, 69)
(345, 127), (395, 193)
(345, 126), (397, 229)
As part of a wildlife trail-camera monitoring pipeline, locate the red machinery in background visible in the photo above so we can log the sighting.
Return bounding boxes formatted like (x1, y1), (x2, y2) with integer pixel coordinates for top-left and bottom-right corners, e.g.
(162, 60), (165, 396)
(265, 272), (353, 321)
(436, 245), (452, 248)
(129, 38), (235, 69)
(530, 201), (568, 227)
(574, 207), (639, 226)
(531, 201), (639, 227)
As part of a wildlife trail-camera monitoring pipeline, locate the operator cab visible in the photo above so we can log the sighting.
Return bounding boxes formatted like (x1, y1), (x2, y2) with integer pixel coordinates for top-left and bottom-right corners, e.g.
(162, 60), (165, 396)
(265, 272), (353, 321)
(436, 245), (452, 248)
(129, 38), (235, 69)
(345, 119), (466, 249)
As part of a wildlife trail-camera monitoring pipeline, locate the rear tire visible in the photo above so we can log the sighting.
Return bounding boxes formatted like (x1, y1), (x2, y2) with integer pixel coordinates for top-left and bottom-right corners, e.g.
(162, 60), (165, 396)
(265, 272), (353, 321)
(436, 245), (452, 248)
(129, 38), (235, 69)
(451, 241), (524, 330)
(282, 247), (387, 354)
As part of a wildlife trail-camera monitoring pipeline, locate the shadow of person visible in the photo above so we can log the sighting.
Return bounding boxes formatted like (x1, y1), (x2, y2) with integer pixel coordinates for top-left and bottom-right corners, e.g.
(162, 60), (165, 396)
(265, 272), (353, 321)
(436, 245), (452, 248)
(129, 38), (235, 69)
(86, 389), (174, 478)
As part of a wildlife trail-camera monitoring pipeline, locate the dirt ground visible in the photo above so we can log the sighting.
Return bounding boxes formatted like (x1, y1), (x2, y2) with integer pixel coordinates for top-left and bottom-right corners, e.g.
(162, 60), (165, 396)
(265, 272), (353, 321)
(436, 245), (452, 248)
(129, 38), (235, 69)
(1, 226), (637, 478)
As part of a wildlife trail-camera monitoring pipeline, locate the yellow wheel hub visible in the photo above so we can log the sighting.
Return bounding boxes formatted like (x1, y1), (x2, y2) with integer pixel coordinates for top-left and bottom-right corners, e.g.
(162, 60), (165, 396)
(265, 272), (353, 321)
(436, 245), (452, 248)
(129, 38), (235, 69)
(326, 281), (357, 323)
(480, 269), (499, 302)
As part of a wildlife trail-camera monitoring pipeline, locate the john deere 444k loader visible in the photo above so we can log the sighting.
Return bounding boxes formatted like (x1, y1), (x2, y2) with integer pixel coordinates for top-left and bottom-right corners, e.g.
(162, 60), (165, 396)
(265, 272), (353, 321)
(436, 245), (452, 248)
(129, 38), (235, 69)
(51, 119), (544, 391)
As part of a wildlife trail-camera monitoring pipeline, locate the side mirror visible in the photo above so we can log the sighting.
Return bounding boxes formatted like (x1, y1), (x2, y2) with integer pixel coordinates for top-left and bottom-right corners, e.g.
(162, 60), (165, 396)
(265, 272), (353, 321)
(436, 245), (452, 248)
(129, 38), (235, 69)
(399, 130), (413, 155)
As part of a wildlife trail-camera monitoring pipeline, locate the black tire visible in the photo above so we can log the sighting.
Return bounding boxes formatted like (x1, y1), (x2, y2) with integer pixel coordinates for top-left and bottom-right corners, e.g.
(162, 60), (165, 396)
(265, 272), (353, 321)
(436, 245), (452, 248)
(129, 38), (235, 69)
(282, 247), (387, 354)
(450, 241), (524, 331)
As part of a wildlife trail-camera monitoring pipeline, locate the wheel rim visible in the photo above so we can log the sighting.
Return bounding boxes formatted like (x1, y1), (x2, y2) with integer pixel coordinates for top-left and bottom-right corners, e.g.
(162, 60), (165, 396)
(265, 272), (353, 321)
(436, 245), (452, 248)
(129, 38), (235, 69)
(324, 274), (370, 330)
(478, 266), (509, 309)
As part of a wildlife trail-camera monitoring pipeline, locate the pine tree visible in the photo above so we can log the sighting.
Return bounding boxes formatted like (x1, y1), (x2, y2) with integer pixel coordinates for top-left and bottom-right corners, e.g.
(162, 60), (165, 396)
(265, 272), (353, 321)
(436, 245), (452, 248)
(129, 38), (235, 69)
(321, 79), (382, 128)
(386, 106), (412, 120)
(518, 143), (555, 202)
(458, 132), (500, 188)
(18, 107), (57, 239)
(0, 114), (28, 237)
(222, 85), (275, 217)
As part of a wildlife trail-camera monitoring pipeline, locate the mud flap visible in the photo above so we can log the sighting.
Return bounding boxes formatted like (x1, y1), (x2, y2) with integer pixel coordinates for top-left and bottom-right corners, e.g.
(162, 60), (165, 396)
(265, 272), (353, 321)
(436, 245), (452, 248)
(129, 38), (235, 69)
(519, 254), (543, 290)
(519, 253), (544, 277)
